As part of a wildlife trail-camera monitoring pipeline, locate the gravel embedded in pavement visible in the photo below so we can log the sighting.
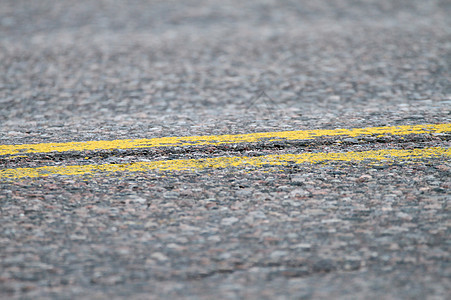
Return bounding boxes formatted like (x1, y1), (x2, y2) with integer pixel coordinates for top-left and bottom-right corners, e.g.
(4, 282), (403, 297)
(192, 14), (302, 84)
(0, 0), (450, 299)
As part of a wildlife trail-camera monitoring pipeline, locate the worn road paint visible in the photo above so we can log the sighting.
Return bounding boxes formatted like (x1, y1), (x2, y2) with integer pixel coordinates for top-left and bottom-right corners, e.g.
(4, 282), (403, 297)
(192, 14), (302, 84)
(1, 123), (450, 156)
(1, 147), (449, 180)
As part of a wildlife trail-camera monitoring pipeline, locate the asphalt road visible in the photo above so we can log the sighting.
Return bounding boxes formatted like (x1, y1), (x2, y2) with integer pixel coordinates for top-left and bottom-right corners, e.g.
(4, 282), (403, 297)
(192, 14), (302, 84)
(1, 1), (450, 299)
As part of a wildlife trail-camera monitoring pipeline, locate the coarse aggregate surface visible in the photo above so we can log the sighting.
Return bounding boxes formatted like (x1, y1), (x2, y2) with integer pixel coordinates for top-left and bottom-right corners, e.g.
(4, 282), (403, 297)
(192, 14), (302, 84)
(1, 0), (450, 299)
(1, 161), (450, 299)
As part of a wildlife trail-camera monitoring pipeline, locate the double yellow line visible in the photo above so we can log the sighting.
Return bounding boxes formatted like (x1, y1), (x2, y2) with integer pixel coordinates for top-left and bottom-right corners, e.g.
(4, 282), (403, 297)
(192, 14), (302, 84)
(1, 123), (449, 156)
(1, 123), (450, 180)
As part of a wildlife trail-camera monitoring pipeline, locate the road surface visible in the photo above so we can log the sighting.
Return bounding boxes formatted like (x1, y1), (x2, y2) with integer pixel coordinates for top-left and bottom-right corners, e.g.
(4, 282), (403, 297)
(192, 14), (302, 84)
(1, 0), (450, 299)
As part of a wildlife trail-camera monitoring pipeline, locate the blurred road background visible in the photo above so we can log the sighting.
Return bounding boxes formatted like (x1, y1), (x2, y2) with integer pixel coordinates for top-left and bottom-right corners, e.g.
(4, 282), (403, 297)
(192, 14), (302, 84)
(1, 0), (450, 299)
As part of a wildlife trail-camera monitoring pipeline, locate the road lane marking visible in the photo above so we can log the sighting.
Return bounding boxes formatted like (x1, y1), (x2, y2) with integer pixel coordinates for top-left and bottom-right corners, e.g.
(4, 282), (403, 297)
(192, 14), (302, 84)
(1, 123), (450, 156)
(1, 147), (449, 180)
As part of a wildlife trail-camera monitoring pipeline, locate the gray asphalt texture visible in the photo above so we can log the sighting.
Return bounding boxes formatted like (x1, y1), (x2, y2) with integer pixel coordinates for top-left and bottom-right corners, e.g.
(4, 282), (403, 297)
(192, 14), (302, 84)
(1, 0), (450, 299)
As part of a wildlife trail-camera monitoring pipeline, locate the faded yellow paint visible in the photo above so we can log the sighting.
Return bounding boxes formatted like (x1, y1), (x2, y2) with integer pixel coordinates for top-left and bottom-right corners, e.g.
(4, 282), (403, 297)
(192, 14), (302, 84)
(0, 123), (449, 156)
(1, 147), (449, 180)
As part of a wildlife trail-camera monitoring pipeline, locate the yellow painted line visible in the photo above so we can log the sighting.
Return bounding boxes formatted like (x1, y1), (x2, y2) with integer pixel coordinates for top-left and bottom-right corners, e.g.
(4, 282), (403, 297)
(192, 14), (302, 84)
(1, 147), (449, 180)
(0, 123), (449, 156)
